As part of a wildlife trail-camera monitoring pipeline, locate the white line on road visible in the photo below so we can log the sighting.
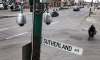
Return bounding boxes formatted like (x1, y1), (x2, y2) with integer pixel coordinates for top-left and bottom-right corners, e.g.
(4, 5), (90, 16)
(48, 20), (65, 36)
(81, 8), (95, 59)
(0, 28), (9, 31)
(6, 32), (28, 39)
(0, 26), (19, 32)
(51, 21), (59, 25)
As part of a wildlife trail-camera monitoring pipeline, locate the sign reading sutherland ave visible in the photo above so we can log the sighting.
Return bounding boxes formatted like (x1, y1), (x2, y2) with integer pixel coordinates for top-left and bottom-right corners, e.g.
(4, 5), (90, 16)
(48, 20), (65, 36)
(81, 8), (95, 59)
(42, 38), (83, 55)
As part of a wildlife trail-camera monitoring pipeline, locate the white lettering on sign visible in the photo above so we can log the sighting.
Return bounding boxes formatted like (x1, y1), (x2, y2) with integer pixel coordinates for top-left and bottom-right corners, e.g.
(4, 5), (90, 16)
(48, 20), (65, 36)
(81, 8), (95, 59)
(42, 39), (83, 55)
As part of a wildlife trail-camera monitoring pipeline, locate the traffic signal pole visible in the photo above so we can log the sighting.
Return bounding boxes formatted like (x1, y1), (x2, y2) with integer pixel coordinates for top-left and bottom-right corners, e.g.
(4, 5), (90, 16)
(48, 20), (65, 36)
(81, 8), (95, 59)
(32, 0), (44, 60)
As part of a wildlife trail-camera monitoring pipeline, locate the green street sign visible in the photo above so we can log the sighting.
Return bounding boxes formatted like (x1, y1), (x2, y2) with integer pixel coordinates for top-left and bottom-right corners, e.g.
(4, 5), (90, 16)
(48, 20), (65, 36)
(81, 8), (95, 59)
(40, 0), (48, 3)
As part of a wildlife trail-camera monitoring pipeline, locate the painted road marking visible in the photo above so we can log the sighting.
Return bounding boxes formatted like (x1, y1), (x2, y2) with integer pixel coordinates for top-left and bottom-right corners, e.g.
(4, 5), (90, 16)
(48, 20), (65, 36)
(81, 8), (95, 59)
(42, 38), (83, 55)
(0, 28), (9, 31)
(86, 18), (96, 23)
(0, 26), (19, 32)
(6, 32), (28, 39)
(51, 21), (59, 25)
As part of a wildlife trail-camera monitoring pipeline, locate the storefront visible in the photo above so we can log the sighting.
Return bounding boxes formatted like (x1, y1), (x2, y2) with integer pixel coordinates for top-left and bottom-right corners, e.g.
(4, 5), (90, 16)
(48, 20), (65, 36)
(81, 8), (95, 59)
(49, 0), (61, 7)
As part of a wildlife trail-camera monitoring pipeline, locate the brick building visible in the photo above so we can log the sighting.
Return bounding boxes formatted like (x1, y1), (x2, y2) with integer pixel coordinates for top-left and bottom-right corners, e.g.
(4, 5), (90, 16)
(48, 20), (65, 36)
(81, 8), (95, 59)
(48, 0), (75, 7)
(23, 0), (29, 8)
(23, 0), (75, 9)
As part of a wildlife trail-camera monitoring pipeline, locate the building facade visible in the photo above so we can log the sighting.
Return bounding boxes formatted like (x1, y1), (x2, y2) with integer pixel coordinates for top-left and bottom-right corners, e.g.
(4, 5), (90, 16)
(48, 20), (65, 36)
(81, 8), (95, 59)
(48, 0), (75, 7)
(23, 0), (75, 9)
(23, 0), (29, 8)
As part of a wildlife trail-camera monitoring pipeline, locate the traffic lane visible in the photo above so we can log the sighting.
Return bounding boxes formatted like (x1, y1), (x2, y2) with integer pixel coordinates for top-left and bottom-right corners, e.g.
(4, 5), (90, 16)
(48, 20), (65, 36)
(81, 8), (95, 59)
(0, 14), (32, 28)
(0, 23), (32, 40)
(0, 32), (31, 48)
(0, 10), (18, 16)
(0, 14), (32, 40)
(58, 7), (89, 18)
(0, 32), (31, 60)
(0, 10), (32, 60)
(0, 20), (32, 60)
(41, 7), (100, 60)
(81, 15), (100, 32)
(42, 6), (90, 38)
(41, 29), (100, 60)
(42, 28), (100, 59)
(0, 14), (32, 60)
(42, 8), (89, 34)
(42, 7), (89, 39)
(0, 17), (17, 28)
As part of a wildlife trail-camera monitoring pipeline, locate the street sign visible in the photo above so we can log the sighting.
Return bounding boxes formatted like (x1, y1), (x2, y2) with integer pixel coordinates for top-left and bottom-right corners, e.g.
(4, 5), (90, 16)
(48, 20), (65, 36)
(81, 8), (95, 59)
(40, 0), (48, 3)
(42, 38), (83, 55)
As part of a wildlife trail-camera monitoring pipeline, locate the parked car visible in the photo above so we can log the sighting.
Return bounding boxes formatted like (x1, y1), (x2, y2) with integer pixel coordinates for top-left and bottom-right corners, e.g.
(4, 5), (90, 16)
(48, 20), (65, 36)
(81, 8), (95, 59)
(97, 6), (100, 9)
(73, 6), (80, 11)
(10, 3), (20, 11)
(51, 11), (59, 17)
(2, 0), (8, 10)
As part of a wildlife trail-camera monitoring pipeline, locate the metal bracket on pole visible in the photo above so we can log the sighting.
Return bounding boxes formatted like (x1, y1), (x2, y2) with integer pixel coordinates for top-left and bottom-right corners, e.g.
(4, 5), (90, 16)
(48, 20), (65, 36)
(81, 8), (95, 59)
(34, 3), (44, 15)
(32, 0), (44, 60)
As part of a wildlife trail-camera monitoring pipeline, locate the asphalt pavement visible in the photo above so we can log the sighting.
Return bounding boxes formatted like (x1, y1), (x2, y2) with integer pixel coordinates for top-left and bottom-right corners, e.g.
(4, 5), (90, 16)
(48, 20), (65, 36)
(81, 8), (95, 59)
(41, 7), (100, 60)
(0, 7), (100, 60)
(0, 9), (32, 60)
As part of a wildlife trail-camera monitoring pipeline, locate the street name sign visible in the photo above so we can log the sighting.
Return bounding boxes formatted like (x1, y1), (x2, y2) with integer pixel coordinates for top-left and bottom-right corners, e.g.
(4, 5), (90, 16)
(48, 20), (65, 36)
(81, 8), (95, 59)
(42, 38), (83, 55)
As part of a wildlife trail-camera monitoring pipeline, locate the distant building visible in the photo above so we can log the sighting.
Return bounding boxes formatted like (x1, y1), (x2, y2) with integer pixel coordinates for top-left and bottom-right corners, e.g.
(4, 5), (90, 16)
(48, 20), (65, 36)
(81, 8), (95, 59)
(23, 0), (75, 9)
(23, 0), (29, 8)
(48, 0), (61, 7)
(48, 0), (75, 7)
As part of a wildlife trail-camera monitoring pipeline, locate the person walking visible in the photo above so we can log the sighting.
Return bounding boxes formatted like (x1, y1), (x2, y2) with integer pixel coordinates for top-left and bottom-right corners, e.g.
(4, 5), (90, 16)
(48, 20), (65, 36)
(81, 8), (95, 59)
(88, 24), (97, 40)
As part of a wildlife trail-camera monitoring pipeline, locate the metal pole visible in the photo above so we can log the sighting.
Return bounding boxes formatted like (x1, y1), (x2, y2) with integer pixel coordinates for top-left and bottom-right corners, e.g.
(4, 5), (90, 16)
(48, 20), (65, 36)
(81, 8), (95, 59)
(91, 0), (93, 7)
(20, 0), (23, 13)
(89, 0), (93, 16)
(32, 0), (44, 60)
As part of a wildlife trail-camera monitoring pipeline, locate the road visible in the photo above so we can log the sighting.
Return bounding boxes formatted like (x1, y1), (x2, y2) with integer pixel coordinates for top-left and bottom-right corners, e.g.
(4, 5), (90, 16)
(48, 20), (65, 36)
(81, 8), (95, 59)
(0, 10), (32, 60)
(41, 7), (100, 60)
(0, 7), (100, 60)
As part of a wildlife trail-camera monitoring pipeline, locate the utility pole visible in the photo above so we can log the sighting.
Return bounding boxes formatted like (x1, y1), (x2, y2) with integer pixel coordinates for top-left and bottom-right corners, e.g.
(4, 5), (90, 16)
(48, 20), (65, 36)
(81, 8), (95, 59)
(91, 0), (93, 7)
(29, 0), (33, 12)
(32, 0), (44, 60)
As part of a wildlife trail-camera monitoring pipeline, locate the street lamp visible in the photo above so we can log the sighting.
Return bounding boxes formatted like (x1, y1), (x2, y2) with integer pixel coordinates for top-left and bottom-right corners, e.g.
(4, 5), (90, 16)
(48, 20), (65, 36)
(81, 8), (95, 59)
(16, 0), (26, 26)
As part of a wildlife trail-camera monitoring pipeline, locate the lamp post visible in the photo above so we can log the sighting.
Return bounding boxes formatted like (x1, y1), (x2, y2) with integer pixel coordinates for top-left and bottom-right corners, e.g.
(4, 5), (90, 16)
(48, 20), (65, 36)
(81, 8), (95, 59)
(31, 0), (45, 60)
(29, 0), (33, 12)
